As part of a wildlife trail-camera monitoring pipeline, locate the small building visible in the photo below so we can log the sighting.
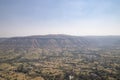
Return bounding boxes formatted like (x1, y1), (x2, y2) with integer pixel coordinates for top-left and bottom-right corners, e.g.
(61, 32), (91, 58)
(69, 75), (74, 80)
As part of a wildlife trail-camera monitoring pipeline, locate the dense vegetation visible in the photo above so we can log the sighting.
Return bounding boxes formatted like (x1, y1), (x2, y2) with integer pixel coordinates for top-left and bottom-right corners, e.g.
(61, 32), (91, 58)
(0, 35), (120, 80)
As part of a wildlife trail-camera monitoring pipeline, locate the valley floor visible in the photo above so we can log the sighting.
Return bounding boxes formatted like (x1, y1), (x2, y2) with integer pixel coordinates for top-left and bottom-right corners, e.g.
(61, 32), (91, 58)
(0, 48), (120, 80)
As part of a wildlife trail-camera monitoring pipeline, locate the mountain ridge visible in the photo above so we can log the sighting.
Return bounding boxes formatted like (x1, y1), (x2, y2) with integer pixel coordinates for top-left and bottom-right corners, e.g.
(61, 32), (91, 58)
(0, 34), (120, 51)
(0, 34), (90, 50)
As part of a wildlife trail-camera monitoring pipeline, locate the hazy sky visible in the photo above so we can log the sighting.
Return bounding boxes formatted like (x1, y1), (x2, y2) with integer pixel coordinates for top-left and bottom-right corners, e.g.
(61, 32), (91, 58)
(0, 0), (120, 37)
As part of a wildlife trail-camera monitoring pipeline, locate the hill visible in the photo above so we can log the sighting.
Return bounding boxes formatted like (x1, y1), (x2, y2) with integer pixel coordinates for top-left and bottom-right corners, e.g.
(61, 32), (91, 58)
(0, 34), (91, 50)
(0, 35), (120, 80)
(0, 35), (120, 50)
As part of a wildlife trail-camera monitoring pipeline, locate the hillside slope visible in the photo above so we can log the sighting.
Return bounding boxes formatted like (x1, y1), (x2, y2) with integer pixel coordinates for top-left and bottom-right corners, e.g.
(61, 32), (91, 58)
(0, 35), (120, 50)
(0, 35), (91, 50)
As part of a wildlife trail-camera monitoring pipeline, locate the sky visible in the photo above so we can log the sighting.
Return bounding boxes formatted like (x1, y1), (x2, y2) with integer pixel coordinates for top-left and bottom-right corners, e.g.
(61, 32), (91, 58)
(0, 0), (120, 37)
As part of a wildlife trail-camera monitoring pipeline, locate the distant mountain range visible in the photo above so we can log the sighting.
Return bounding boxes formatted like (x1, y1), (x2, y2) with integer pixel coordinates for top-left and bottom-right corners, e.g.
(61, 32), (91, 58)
(0, 34), (120, 50)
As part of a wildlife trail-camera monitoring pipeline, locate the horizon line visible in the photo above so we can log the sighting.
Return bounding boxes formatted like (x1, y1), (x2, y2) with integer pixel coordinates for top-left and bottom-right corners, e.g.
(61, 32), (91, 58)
(1, 34), (120, 38)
